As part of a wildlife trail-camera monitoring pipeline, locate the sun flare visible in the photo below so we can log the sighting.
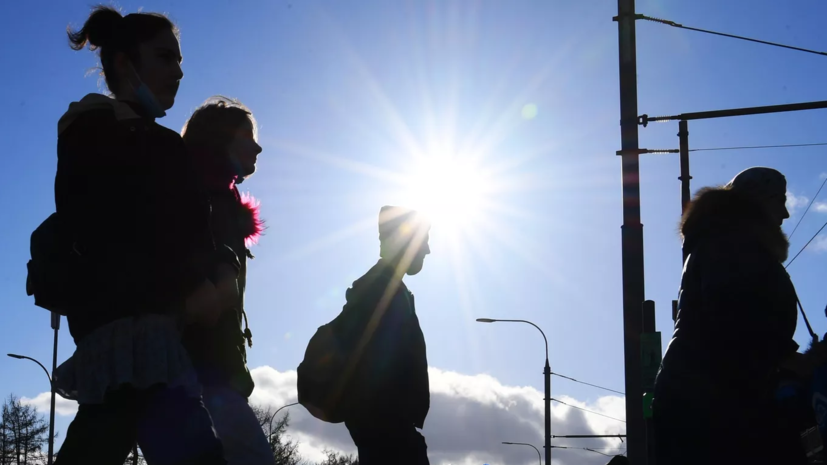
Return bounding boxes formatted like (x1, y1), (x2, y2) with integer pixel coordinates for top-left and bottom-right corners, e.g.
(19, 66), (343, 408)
(400, 155), (489, 235)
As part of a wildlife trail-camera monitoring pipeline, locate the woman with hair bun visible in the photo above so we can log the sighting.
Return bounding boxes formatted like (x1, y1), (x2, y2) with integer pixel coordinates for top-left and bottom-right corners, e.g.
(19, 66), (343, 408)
(52, 6), (237, 465)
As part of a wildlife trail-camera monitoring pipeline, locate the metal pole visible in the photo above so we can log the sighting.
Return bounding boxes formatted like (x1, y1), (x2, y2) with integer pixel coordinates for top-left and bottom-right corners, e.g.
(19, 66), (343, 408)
(616, 0), (647, 463)
(502, 442), (542, 465)
(544, 358), (551, 465)
(678, 120), (691, 269)
(678, 121), (691, 213)
(643, 99), (827, 124)
(642, 301), (657, 465)
(48, 313), (59, 465)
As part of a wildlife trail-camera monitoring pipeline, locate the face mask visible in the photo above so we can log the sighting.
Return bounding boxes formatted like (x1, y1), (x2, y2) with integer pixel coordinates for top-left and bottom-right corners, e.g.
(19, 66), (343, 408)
(134, 82), (166, 118)
(127, 62), (166, 118)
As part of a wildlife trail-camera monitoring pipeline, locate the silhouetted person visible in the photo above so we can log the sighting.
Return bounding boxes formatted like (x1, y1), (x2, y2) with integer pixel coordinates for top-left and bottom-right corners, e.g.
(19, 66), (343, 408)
(181, 97), (271, 465)
(333, 206), (431, 465)
(52, 6), (237, 465)
(653, 167), (808, 465)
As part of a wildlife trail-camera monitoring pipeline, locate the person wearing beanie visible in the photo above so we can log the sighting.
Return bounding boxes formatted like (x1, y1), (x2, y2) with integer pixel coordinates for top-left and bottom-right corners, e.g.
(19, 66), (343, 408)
(329, 205), (431, 465)
(652, 167), (808, 464)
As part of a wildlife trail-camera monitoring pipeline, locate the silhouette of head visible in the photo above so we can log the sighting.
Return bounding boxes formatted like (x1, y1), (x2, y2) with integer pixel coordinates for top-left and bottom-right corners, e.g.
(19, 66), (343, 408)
(725, 166), (789, 226)
(378, 206), (431, 276)
(182, 97), (262, 182)
(68, 6), (183, 111)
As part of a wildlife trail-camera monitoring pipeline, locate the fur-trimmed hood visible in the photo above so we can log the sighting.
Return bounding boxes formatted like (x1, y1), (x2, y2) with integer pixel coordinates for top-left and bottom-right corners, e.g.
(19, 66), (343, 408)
(237, 190), (264, 247)
(681, 186), (789, 263)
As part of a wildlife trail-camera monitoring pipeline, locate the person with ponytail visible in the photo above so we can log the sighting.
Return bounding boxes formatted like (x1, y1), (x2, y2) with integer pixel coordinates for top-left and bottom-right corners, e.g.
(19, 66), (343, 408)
(52, 6), (237, 465)
(179, 97), (271, 465)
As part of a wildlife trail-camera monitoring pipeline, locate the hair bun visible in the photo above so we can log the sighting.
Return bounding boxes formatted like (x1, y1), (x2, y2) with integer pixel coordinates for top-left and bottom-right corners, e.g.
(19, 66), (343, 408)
(68, 6), (124, 51)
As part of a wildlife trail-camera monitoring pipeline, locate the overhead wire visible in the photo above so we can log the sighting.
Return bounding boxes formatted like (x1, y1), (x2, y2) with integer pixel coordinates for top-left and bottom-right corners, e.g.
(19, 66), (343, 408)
(785, 218), (827, 270)
(689, 142), (827, 153)
(551, 446), (626, 457)
(787, 176), (827, 242)
(551, 398), (626, 423)
(638, 15), (827, 57)
(644, 139), (827, 256)
(552, 372), (625, 396)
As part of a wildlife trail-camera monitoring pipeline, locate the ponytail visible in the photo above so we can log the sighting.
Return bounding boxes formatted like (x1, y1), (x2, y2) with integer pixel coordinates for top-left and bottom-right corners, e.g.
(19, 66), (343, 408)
(67, 6), (123, 51)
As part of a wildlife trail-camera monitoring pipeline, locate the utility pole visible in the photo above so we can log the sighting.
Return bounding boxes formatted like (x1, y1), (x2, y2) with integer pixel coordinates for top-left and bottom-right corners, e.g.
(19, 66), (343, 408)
(615, 0), (648, 464)
(49, 312), (59, 465)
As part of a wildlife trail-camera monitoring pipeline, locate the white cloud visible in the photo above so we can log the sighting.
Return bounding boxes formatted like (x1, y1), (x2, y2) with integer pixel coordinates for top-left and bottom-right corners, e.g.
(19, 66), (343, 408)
(814, 202), (827, 213)
(27, 365), (627, 464)
(812, 235), (827, 253)
(21, 392), (78, 417)
(787, 191), (809, 215)
(249, 366), (627, 465)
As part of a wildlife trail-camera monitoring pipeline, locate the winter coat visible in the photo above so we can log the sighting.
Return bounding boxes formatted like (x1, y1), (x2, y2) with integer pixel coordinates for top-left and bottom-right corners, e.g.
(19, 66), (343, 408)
(334, 260), (430, 429)
(181, 157), (263, 398)
(55, 94), (238, 343)
(655, 186), (799, 403)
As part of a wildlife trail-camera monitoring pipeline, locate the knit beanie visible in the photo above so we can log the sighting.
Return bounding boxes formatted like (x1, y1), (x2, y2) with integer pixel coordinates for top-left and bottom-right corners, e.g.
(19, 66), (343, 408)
(725, 167), (786, 203)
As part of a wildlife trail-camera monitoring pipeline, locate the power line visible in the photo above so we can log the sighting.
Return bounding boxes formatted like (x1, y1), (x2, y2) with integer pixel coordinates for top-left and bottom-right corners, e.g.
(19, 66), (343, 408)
(551, 398), (626, 423)
(584, 448), (616, 458)
(636, 142), (827, 156)
(788, 176), (827, 241)
(552, 372), (625, 396)
(562, 447), (627, 450)
(690, 142), (827, 153)
(551, 446), (626, 457)
(785, 217), (827, 269)
(638, 15), (827, 57)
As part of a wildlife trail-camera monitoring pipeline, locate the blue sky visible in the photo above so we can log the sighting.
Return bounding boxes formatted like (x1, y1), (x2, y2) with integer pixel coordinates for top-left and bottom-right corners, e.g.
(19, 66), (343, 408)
(2, 0), (827, 463)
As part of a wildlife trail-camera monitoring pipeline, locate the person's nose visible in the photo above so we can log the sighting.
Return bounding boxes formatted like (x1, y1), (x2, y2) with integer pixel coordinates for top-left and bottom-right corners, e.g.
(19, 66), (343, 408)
(173, 62), (184, 81)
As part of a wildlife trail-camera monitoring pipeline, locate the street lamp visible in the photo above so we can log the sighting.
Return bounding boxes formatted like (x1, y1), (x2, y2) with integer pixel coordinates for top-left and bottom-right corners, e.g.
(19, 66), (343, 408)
(502, 442), (541, 465)
(7, 353), (55, 465)
(262, 402), (299, 447)
(477, 318), (551, 465)
(274, 402), (298, 418)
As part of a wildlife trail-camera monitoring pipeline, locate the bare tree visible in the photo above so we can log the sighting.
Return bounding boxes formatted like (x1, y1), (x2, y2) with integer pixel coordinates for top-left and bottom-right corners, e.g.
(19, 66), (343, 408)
(122, 443), (146, 465)
(1, 395), (48, 465)
(315, 449), (358, 465)
(252, 405), (302, 465)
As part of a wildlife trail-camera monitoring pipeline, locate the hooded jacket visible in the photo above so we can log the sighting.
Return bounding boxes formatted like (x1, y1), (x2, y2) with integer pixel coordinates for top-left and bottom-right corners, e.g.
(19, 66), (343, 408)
(655, 187), (799, 401)
(56, 94), (236, 343)
(332, 260), (430, 429)
(181, 155), (263, 398)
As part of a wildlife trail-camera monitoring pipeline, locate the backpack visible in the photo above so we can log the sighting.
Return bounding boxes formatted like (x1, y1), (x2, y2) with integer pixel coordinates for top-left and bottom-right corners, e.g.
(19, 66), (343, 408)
(26, 213), (82, 315)
(297, 269), (407, 424)
(296, 322), (350, 423)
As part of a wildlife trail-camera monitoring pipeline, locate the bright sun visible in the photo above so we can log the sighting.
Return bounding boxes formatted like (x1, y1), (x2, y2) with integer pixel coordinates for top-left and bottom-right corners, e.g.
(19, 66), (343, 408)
(401, 155), (489, 234)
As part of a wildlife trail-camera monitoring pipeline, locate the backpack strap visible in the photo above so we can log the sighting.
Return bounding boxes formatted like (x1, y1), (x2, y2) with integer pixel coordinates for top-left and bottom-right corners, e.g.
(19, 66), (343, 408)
(797, 297), (819, 346)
